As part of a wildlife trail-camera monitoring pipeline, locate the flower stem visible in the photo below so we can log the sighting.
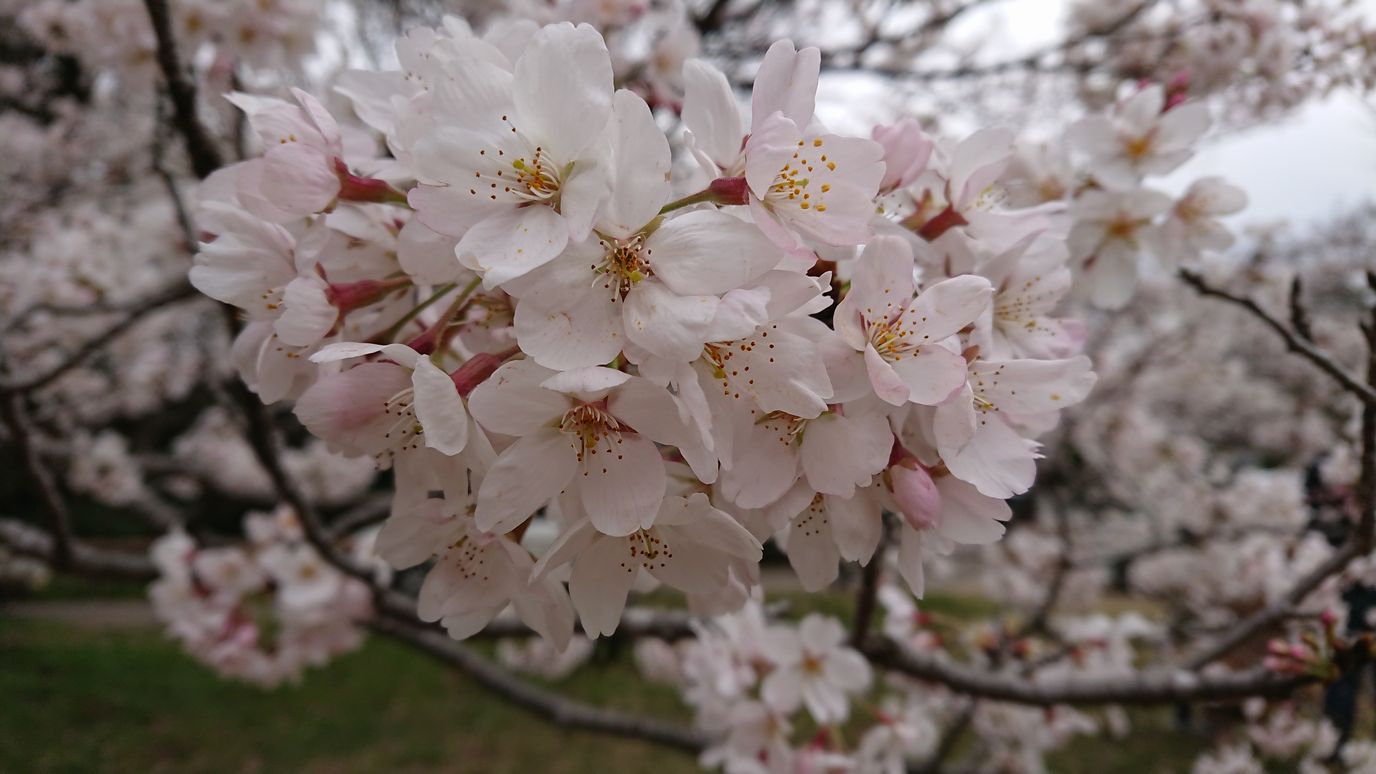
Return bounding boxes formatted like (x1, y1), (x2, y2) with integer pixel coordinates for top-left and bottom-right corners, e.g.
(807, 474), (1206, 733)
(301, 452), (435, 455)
(375, 280), (464, 343)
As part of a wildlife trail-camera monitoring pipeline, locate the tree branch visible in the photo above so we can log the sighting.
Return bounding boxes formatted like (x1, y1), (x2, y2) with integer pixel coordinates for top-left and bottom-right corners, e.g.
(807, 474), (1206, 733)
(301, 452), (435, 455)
(1180, 268), (1376, 406)
(370, 614), (708, 754)
(142, 0), (223, 178)
(864, 636), (1308, 706)
(0, 519), (157, 580)
(1, 392), (75, 567)
(0, 280), (199, 393)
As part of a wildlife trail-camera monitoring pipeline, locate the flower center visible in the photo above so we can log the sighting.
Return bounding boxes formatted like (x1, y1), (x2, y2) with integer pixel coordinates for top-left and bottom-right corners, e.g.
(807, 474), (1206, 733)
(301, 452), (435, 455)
(559, 403), (628, 464)
(866, 315), (922, 361)
(592, 234), (649, 298)
(1123, 133), (1155, 160)
(766, 138), (834, 213)
(758, 411), (809, 448)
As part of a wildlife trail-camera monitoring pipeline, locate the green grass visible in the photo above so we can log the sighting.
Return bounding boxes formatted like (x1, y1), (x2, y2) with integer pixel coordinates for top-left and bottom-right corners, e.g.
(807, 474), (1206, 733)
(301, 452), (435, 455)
(0, 615), (699, 774)
(0, 594), (1239, 774)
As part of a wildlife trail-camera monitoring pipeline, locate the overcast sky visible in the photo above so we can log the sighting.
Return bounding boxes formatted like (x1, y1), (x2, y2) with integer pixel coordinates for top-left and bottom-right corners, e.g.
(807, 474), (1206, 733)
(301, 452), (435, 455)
(986, 0), (1376, 229)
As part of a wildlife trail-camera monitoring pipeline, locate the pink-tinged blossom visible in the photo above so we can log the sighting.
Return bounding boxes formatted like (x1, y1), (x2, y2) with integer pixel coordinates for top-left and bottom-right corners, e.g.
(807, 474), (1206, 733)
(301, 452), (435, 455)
(873, 118), (936, 194)
(533, 494), (762, 636)
(894, 473), (1011, 597)
(511, 90), (785, 369)
(744, 113), (886, 253)
(468, 360), (711, 537)
(226, 89), (365, 222)
(1068, 187), (1172, 309)
(769, 483), (887, 591)
(833, 236), (993, 407)
(933, 356), (1097, 499)
(408, 23), (616, 288)
(760, 614), (872, 724)
(1068, 84), (1211, 190)
(972, 234), (1085, 360)
(718, 407), (892, 510)
(400, 506), (576, 649)
(1152, 176), (1247, 262)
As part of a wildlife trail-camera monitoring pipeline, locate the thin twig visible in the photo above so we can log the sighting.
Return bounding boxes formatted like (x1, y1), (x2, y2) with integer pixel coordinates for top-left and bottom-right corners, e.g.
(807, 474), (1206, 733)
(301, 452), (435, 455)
(1180, 268), (1376, 406)
(0, 519), (156, 580)
(0, 281), (199, 393)
(142, 0), (223, 178)
(0, 393), (75, 567)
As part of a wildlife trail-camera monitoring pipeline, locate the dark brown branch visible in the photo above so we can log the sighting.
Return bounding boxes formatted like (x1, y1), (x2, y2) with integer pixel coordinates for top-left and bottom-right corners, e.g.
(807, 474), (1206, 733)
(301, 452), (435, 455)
(1, 392), (75, 566)
(865, 636), (1309, 706)
(225, 381), (377, 585)
(142, 0), (223, 178)
(0, 281), (199, 393)
(370, 614), (708, 754)
(850, 521), (888, 649)
(1180, 268), (1376, 406)
(1289, 276), (1314, 341)
(0, 519), (157, 580)
(1182, 540), (1361, 670)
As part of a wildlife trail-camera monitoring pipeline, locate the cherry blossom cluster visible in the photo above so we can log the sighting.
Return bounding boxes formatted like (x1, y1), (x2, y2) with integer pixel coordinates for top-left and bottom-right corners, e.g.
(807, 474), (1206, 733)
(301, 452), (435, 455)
(1001, 84), (1248, 309)
(1189, 700), (1341, 774)
(183, 18), (1169, 647)
(16, 0), (319, 79)
(631, 588), (1169, 773)
(1066, 0), (1376, 122)
(148, 508), (373, 687)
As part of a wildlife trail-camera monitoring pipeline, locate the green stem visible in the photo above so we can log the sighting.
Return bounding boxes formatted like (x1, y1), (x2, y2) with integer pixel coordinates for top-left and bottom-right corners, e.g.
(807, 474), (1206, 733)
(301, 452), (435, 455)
(375, 280), (460, 343)
(658, 188), (717, 215)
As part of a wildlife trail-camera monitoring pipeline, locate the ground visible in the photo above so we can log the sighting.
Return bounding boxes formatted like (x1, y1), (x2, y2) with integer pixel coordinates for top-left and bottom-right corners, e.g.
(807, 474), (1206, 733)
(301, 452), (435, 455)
(0, 583), (1213, 774)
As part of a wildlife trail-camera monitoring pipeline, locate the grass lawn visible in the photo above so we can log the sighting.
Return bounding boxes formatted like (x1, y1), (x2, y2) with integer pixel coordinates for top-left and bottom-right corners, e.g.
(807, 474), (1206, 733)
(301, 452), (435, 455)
(0, 594), (1220, 774)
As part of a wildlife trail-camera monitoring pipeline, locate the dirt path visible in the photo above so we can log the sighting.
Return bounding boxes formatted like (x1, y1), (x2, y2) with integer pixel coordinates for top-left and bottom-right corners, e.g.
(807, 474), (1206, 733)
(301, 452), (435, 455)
(3, 599), (157, 629)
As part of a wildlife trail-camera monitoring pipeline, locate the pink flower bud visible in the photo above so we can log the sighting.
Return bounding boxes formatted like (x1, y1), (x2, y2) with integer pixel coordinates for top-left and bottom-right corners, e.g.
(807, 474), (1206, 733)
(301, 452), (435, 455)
(891, 462), (942, 531)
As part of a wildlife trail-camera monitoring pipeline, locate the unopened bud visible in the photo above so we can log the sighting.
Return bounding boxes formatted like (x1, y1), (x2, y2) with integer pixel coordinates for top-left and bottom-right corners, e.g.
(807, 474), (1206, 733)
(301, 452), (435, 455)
(891, 462), (942, 531)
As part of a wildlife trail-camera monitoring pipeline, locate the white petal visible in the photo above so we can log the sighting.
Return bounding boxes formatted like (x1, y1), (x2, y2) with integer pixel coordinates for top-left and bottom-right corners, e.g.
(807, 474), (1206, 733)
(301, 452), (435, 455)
(826, 492), (882, 564)
(934, 475), (1010, 544)
(681, 59), (743, 170)
(412, 356), (469, 455)
(784, 499), (840, 592)
(622, 281), (719, 361)
(476, 428), (578, 533)
(512, 22), (613, 163)
(578, 434), (666, 536)
(906, 275), (993, 342)
(601, 89), (671, 236)
(458, 206), (569, 289)
(649, 210), (784, 296)
(939, 414), (1039, 499)
(467, 359), (567, 436)
(514, 281), (623, 370)
(569, 535), (638, 637)
(799, 411), (891, 499)
(750, 40), (819, 130)
(897, 526), (926, 598)
(890, 346), (970, 406)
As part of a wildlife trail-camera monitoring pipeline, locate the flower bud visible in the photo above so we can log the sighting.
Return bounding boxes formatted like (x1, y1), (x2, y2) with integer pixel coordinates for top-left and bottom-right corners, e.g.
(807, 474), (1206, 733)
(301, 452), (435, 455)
(891, 462), (942, 531)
